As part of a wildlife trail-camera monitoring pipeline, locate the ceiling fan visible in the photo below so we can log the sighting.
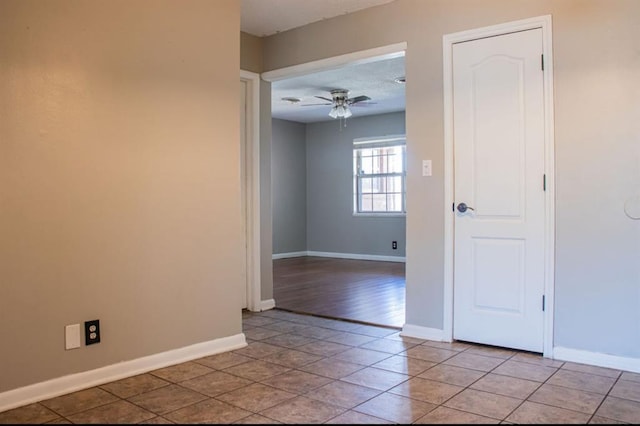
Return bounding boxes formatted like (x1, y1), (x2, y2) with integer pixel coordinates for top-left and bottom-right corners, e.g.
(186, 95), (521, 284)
(302, 89), (373, 119)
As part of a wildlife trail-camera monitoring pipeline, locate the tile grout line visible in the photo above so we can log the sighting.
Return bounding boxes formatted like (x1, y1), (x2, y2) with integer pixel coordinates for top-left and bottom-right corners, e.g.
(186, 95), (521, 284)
(433, 350), (516, 422)
(585, 370), (621, 424)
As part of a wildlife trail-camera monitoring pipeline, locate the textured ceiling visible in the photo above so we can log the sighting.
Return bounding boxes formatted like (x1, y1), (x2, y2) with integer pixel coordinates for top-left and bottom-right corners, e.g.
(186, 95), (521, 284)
(241, 0), (396, 37)
(271, 55), (406, 123)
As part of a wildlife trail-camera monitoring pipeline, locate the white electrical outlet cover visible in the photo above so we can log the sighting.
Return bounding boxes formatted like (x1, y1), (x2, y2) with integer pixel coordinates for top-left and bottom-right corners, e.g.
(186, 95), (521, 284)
(65, 324), (81, 350)
(422, 160), (432, 177)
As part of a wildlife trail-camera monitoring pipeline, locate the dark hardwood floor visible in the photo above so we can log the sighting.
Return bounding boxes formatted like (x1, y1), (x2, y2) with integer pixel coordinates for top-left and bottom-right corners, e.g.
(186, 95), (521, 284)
(273, 256), (405, 328)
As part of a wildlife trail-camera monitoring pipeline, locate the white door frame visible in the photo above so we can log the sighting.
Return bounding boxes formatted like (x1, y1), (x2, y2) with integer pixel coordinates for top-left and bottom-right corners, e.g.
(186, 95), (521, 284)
(261, 42), (407, 83)
(442, 15), (556, 357)
(240, 69), (262, 312)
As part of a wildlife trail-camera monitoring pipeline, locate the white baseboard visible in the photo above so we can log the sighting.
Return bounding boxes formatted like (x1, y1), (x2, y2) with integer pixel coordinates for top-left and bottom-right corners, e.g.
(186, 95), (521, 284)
(0, 333), (247, 413)
(272, 251), (307, 260)
(553, 346), (640, 374)
(272, 251), (406, 263)
(306, 251), (406, 263)
(259, 299), (276, 311)
(401, 324), (447, 341)
(395, 331), (640, 374)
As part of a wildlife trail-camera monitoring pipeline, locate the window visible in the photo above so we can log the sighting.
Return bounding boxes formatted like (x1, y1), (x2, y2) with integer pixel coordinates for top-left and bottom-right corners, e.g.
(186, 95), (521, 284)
(353, 135), (406, 215)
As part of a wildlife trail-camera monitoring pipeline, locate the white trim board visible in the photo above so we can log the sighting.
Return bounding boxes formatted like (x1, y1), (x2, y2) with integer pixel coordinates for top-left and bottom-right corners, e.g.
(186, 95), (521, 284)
(259, 299), (276, 311)
(442, 15), (556, 358)
(401, 324), (446, 342)
(0, 334), (247, 413)
(553, 347), (640, 374)
(240, 69), (262, 313)
(272, 251), (307, 260)
(261, 42), (407, 82)
(395, 335), (640, 375)
(272, 251), (406, 263)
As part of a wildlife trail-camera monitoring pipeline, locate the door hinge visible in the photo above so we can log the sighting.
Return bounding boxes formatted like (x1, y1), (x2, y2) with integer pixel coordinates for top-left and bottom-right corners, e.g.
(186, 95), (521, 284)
(542, 295), (546, 311)
(541, 54), (544, 71)
(452, 202), (455, 212)
(543, 174), (546, 191)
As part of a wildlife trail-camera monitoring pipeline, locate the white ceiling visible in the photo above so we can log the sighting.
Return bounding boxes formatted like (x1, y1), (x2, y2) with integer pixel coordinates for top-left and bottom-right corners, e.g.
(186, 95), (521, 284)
(242, 0), (405, 124)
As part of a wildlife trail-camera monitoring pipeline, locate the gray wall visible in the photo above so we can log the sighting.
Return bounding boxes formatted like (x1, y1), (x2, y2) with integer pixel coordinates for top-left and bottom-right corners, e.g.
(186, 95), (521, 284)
(306, 112), (406, 257)
(272, 119), (307, 254)
(262, 0), (640, 359)
(271, 112), (406, 258)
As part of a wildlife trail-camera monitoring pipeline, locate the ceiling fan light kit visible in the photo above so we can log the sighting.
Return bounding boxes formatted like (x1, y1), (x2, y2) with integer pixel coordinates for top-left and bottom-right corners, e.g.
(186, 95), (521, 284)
(327, 89), (349, 118)
(329, 104), (352, 118)
(326, 89), (370, 119)
(296, 88), (374, 124)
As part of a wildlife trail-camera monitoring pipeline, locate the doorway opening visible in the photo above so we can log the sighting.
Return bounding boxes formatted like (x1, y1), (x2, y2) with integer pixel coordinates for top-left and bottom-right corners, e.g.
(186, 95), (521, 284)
(263, 43), (408, 329)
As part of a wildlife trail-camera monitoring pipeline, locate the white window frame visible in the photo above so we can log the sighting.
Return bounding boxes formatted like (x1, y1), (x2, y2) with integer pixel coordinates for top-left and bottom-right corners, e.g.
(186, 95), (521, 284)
(353, 134), (407, 217)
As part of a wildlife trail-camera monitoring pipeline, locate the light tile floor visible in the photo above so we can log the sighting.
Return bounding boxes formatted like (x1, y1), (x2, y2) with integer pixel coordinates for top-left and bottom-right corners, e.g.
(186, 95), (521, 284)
(2, 309), (640, 424)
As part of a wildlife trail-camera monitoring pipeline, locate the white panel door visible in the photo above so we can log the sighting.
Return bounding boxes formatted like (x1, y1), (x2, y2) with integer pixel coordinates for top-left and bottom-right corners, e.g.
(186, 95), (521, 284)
(453, 29), (545, 352)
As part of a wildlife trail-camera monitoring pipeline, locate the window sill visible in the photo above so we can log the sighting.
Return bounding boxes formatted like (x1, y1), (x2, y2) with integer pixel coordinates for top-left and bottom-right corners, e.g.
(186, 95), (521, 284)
(352, 212), (407, 218)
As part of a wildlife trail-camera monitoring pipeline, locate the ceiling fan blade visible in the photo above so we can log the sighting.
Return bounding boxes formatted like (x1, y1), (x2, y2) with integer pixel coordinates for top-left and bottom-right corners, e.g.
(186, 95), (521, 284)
(315, 96), (334, 102)
(348, 95), (371, 104)
(300, 102), (332, 106)
(350, 101), (377, 107)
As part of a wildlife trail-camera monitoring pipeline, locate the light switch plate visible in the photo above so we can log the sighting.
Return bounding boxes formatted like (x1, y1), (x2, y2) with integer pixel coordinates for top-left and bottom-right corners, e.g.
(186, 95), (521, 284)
(65, 324), (81, 350)
(422, 160), (432, 177)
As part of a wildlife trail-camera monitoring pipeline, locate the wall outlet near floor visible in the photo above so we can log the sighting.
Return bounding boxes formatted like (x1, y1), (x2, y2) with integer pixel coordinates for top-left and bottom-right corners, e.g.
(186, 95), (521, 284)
(392, 241), (398, 250)
(84, 319), (101, 345)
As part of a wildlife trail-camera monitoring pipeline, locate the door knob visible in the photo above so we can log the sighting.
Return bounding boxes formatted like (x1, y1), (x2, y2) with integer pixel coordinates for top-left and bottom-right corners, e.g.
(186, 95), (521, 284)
(457, 202), (475, 213)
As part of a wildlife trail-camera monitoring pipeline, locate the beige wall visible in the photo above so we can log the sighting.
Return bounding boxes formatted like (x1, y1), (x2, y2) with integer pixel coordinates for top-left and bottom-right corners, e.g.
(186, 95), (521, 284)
(0, 0), (242, 393)
(262, 0), (640, 357)
(241, 31), (263, 73)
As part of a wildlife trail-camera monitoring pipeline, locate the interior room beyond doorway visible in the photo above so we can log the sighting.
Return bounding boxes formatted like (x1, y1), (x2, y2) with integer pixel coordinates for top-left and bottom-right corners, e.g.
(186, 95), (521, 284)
(273, 256), (405, 328)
